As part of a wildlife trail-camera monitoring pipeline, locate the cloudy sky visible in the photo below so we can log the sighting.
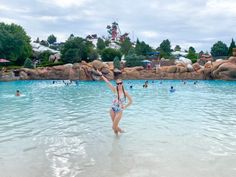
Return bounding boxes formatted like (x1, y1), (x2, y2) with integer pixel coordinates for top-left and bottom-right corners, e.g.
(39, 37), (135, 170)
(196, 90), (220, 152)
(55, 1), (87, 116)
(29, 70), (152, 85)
(0, 0), (236, 51)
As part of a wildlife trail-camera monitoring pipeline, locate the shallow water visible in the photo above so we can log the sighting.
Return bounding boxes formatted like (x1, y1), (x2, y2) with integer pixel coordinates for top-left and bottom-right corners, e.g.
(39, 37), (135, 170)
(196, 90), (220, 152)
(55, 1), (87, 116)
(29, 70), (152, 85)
(0, 80), (236, 177)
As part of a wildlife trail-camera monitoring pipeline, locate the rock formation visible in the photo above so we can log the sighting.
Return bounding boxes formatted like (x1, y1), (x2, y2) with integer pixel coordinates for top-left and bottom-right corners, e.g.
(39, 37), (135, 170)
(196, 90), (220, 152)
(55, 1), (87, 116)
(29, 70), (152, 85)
(1, 53), (236, 81)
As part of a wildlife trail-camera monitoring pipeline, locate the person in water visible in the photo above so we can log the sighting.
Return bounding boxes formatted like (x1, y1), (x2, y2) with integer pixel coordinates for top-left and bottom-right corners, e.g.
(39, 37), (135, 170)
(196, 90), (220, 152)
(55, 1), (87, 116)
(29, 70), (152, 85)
(143, 80), (148, 88)
(16, 90), (20, 96)
(97, 70), (132, 135)
(170, 86), (176, 93)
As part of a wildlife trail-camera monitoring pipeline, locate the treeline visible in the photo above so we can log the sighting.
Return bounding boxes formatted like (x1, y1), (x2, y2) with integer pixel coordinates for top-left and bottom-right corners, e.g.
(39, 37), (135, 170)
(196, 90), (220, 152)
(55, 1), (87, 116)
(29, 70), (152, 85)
(0, 22), (235, 68)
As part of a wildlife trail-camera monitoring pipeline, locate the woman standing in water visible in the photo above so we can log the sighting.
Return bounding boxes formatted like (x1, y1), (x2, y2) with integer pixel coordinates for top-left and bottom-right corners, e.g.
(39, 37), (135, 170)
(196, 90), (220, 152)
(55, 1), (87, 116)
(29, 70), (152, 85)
(97, 70), (132, 135)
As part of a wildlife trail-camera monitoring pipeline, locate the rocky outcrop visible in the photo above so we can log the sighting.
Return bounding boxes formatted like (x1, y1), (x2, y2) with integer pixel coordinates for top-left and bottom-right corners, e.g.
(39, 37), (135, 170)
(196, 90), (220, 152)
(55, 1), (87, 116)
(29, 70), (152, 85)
(1, 57), (236, 81)
(8, 60), (113, 81)
(211, 57), (236, 80)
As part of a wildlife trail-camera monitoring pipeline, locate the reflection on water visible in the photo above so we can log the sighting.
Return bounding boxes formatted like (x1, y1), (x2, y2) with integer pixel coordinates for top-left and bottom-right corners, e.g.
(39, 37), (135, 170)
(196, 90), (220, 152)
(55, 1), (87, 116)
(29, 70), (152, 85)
(0, 80), (236, 177)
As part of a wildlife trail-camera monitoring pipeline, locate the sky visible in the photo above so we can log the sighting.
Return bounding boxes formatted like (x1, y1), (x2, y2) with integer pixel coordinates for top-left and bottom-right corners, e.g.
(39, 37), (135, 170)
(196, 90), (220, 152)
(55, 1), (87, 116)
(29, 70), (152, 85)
(0, 0), (236, 52)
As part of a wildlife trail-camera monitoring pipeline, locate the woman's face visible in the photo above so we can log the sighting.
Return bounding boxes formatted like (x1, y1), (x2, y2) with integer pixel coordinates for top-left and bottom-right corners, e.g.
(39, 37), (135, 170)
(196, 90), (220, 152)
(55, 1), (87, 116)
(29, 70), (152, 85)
(116, 79), (123, 88)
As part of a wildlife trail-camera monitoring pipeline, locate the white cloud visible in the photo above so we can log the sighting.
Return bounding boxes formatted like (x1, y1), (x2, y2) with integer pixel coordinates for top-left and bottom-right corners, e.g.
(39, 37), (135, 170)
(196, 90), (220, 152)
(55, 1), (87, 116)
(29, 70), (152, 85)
(37, 0), (91, 8)
(38, 16), (58, 22)
(0, 4), (10, 11)
(0, 17), (17, 24)
(140, 31), (159, 38)
(206, 0), (236, 16)
(0, 0), (235, 51)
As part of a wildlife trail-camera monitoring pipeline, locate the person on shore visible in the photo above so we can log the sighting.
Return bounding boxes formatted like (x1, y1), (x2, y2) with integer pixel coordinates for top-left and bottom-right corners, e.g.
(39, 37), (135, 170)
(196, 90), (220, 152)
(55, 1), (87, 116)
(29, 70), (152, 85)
(16, 90), (20, 96)
(97, 70), (132, 135)
(170, 86), (176, 93)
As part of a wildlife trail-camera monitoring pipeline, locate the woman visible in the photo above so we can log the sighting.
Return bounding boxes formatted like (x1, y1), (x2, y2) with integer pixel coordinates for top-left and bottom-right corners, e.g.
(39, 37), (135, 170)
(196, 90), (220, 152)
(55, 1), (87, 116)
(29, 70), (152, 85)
(97, 70), (132, 135)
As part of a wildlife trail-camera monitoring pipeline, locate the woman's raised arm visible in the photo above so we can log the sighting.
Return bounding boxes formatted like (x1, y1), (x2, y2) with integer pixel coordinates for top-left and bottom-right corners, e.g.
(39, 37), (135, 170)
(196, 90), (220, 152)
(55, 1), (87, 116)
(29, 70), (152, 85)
(97, 70), (116, 93)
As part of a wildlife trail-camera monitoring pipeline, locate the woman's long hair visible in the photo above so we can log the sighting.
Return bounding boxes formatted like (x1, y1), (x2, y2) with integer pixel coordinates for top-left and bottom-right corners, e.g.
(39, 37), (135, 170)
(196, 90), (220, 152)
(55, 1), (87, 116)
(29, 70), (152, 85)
(116, 85), (126, 102)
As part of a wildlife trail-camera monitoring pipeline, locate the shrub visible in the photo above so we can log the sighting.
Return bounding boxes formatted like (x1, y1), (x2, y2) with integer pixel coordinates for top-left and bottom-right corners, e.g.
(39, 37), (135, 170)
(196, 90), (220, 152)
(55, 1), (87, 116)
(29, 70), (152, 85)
(23, 58), (34, 68)
(113, 56), (121, 69)
(101, 48), (122, 61)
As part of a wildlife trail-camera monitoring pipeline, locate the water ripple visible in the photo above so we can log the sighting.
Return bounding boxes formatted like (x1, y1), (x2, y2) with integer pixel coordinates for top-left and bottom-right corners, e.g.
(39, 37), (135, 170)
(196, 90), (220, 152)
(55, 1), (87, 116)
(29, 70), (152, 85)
(0, 80), (236, 177)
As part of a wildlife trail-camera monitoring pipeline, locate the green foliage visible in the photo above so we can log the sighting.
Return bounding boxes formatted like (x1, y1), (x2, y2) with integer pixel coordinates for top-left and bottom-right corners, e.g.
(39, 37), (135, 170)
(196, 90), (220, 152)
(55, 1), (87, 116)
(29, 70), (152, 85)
(120, 38), (133, 56)
(113, 56), (121, 69)
(97, 38), (106, 52)
(228, 38), (236, 56)
(40, 40), (49, 47)
(38, 61), (64, 67)
(47, 34), (57, 44)
(104, 39), (110, 47)
(135, 39), (153, 56)
(187, 47), (197, 59)
(88, 49), (99, 61)
(5, 65), (22, 69)
(63, 49), (80, 63)
(211, 41), (228, 57)
(23, 58), (34, 68)
(0, 22), (32, 65)
(174, 45), (181, 51)
(125, 48), (144, 67)
(61, 36), (94, 63)
(101, 48), (122, 61)
(158, 39), (171, 58)
(68, 34), (75, 40)
(198, 51), (204, 58)
(38, 50), (53, 65)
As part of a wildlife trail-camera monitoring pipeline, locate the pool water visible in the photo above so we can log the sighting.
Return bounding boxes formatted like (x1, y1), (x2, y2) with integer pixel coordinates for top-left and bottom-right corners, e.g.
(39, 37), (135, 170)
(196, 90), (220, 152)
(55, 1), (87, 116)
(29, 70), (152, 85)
(0, 80), (236, 177)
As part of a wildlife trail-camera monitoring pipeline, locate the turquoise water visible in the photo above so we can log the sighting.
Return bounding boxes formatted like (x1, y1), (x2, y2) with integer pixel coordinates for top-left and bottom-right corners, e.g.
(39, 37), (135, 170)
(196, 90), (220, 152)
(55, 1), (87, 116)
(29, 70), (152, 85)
(0, 80), (236, 177)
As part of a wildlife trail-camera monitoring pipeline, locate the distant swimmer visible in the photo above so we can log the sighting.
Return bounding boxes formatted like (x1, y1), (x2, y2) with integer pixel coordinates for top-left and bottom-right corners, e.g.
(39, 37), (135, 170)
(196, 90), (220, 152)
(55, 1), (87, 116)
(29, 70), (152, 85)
(97, 69), (132, 135)
(130, 85), (133, 89)
(194, 81), (198, 85)
(16, 90), (20, 96)
(143, 80), (148, 88)
(170, 86), (176, 93)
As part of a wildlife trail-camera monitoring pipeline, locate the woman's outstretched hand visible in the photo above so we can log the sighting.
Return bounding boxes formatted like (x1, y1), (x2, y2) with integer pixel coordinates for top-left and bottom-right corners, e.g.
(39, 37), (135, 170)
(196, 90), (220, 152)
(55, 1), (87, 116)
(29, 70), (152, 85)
(96, 69), (103, 76)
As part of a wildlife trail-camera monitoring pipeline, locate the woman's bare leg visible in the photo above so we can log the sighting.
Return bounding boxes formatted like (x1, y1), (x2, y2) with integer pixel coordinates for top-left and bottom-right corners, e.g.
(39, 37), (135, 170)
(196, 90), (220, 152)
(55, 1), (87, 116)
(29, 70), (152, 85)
(110, 109), (123, 134)
(112, 111), (123, 134)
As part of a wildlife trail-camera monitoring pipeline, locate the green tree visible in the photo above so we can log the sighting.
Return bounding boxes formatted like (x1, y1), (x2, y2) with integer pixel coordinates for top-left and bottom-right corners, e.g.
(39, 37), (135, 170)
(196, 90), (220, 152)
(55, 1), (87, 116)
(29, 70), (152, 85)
(38, 50), (53, 65)
(120, 37), (133, 56)
(61, 36), (94, 63)
(40, 40), (49, 47)
(158, 39), (171, 58)
(113, 56), (121, 69)
(228, 38), (236, 56)
(88, 49), (99, 61)
(125, 48), (144, 67)
(23, 58), (34, 68)
(68, 34), (75, 40)
(135, 39), (153, 56)
(0, 23), (32, 65)
(186, 46), (198, 63)
(97, 37), (106, 52)
(198, 50), (204, 58)
(63, 49), (79, 63)
(211, 41), (228, 57)
(174, 45), (181, 51)
(47, 34), (57, 44)
(101, 48), (122, 61)
(104, 39), (110, 47)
